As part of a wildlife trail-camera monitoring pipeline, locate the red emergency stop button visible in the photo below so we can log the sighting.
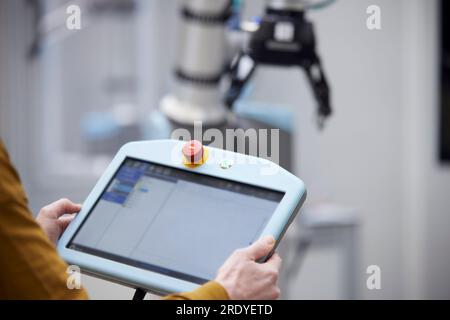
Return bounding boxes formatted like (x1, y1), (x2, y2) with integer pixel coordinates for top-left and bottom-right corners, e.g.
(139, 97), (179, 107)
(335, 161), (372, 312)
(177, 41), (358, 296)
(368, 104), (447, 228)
(182, 140), (204, 164)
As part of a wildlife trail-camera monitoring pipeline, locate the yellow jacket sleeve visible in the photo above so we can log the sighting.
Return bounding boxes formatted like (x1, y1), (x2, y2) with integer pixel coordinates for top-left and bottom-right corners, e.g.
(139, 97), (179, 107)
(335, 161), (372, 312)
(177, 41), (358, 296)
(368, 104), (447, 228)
(0, 141), (89, 300)
(165, 281), (229, 300)
(0, 141), (228, 300)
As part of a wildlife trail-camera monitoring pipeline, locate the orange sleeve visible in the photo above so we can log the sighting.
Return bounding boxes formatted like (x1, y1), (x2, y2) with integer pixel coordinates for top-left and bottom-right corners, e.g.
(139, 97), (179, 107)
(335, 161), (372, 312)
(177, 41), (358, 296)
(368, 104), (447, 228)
(0, 141), (88, 299)
(165, 281), (229, 300)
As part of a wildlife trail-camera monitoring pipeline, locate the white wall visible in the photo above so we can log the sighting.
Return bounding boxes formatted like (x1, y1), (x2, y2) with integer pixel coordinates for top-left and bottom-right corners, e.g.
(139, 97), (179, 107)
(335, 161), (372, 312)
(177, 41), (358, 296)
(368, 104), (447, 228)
(304, 0), (450, 299)
(0, 0), (34, 183)
(401, 0), (450, 299)
(303, 0), (404, 299)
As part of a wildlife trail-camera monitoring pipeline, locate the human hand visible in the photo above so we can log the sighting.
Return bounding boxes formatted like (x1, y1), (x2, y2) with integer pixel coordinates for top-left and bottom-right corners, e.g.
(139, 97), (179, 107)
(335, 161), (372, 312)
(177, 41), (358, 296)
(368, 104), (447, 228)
(215, 236), (282, 300)
(36, 198), (81, 245)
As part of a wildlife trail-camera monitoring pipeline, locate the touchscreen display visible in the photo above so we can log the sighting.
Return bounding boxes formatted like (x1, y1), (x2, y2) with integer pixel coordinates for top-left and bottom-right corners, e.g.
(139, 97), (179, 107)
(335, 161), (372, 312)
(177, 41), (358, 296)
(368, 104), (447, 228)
(69, 158), (284, 284)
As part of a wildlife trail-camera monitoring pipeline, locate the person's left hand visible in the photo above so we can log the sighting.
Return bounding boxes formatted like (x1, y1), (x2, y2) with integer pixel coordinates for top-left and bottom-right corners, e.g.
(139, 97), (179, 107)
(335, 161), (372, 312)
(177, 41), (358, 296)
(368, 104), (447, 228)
(36, 198), (82, 245)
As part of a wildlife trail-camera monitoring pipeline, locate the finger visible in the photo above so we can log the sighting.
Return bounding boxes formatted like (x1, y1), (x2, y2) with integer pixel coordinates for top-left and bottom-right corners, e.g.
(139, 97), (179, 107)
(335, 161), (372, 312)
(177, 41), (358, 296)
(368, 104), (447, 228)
(58, 213), (77, 232)
(45, 198), (82, 218)
(244, 236), (276, 261)
(264, 252), (282, 271)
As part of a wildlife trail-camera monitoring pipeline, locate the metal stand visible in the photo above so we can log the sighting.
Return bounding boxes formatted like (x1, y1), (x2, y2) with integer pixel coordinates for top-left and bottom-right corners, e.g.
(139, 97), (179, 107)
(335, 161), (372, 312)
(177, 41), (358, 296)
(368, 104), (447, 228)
(132, 288), (147, 300)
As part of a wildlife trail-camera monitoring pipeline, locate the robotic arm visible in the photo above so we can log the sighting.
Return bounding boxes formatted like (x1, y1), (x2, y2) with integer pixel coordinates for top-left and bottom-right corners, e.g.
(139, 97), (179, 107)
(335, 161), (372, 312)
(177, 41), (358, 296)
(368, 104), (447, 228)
(160, 0), (334, 128)
(225, 0), (333, 128)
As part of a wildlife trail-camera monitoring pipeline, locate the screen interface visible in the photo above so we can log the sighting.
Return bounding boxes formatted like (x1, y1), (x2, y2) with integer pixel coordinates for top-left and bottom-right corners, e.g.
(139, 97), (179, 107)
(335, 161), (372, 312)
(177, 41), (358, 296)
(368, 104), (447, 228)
(69, 158), (284, 284)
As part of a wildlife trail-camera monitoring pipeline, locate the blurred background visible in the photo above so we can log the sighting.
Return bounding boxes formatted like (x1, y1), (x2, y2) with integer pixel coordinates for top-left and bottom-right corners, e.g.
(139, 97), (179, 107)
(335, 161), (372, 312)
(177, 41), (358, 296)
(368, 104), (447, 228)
(1, 0), (449, 299)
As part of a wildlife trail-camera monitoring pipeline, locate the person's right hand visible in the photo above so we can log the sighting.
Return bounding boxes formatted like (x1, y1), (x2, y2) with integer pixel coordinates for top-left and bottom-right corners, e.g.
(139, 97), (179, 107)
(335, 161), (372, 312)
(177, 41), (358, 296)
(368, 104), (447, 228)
(215, 236), (282, 300)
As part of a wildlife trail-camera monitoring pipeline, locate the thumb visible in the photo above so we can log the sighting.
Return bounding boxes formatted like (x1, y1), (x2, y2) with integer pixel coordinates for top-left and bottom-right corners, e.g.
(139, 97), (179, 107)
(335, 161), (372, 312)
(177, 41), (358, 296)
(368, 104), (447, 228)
(58, 213), (76, 232)
(50, 199), (81, 218)
(244, 236), (276, 261)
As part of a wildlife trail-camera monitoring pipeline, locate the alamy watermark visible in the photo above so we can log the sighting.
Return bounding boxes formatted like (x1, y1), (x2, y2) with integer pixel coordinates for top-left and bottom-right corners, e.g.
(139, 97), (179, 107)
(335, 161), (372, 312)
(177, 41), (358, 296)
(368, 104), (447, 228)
(66, 265), (82, 290)
(170, 121), (281, 176)
(366, 5), (381, 30)
(66, 4), (82, 30)
(366, 265), (381, 290)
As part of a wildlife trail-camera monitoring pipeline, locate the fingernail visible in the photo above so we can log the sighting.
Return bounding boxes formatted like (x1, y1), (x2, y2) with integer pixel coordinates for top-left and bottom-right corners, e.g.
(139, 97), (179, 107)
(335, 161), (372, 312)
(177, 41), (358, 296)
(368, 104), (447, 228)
(265, 236), (275, 245)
